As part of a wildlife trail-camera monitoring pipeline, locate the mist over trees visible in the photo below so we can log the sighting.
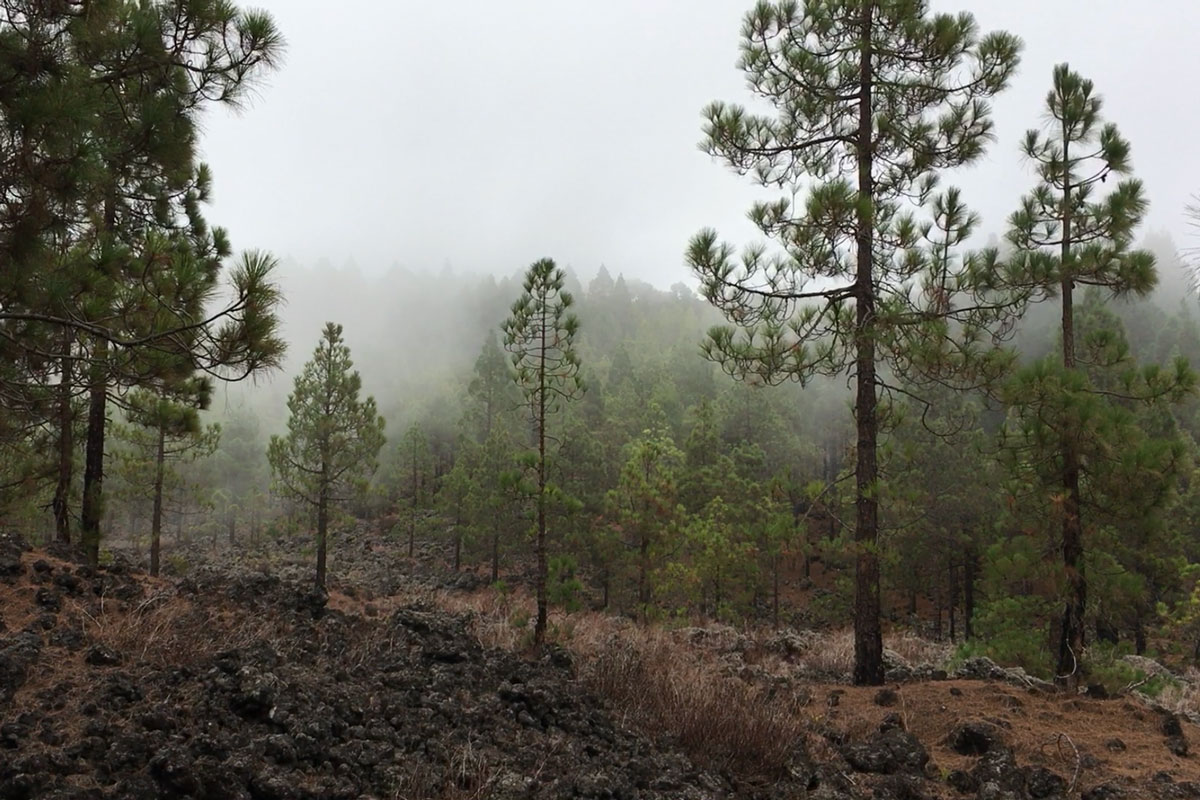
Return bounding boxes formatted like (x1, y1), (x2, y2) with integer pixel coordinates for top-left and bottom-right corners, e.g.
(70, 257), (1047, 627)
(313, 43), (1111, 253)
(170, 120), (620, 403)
(4, 0), (1200, 696)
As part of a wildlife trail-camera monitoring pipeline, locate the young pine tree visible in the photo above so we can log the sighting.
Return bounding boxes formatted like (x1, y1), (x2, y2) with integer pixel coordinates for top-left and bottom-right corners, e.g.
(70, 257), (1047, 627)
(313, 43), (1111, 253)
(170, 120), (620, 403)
(211, 407), (271, 546)
(687, 0), (1022, 684)
(606, 425), (685, 619)
(268, 323), (385, 590)
(115, 380), (220, 576)
(397, 423), (432, 560)
(1002, 65), (1194, 686)
(502, 258), (584, 647)
(467, 333), (515, 441)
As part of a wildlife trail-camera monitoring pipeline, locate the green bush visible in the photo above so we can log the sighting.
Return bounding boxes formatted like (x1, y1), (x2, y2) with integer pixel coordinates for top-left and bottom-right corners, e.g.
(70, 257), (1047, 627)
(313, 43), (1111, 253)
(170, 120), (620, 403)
(548, 554), (585, 612)
(1082, 641), (1138, 694)
(969, 596), (1055, 678)
(163, 553), (190, 577)
(1084, 641), (1181, 697)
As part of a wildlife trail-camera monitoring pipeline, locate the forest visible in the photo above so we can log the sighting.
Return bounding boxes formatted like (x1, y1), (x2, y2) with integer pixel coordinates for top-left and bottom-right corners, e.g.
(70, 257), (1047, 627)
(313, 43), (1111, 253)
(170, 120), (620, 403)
(2, 0), (1200, 714)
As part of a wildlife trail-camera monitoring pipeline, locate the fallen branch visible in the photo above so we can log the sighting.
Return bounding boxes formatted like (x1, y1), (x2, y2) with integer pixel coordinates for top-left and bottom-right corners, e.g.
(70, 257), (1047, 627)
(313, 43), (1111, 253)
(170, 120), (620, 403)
(1051, 732), (1082, 795)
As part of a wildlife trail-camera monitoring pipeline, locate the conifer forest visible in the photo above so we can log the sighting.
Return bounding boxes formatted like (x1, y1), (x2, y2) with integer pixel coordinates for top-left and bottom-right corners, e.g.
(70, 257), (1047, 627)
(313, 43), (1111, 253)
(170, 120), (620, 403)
(3, 3), (1200, 799)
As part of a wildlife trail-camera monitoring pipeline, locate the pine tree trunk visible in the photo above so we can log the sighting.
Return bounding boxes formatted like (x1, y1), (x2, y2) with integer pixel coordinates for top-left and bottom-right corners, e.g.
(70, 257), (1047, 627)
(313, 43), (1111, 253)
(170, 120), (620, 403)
(491, 529), (499, 583)
(1095, 615), (1118, 645)
(948, 564), (958, 643)
(453, 530), (461, 572)
(638, 532), (650, 618)
(53, 347), (74, 544)
(150, 422), (165, 577)
(316, 484), (329, 591)
(964, 546), (977, 640)
(227, 509), (236, 547)
(715, 564), (722, 616)
(534, 303), (549, 647)
(80, 344), (108, 569)
(852, 6), (883, 687)
(409, 450), (417, 560)
(81, 192), (117, 568)
(773, 552), (780, 629)
(1057, 132), (1086, 690)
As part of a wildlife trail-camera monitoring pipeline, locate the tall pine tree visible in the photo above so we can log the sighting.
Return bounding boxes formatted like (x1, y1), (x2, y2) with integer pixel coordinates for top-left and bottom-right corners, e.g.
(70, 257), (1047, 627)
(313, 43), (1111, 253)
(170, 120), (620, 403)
(1002, 65), (1194, 687)
(502, 259), (584, 646)
(687, 0), (1022, 683)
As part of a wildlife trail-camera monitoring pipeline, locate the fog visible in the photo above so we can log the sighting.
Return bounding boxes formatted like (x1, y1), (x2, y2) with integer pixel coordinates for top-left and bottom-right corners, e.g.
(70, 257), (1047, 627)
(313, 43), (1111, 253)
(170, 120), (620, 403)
(195, 0), (1200, 439)
(198, 1), (1200, 291)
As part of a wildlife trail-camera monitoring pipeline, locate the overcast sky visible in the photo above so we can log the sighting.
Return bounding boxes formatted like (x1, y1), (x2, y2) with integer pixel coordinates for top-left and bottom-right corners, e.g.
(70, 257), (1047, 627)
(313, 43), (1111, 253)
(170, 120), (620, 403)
(198, 1), (1200, 289)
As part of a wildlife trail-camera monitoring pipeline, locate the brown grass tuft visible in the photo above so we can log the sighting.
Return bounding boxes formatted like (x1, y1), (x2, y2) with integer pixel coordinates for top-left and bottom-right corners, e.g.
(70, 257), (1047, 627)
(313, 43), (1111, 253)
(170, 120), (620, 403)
(72, 593), (280, 669)
(576, 625), (809, 777)
(440, 591), (811, 779)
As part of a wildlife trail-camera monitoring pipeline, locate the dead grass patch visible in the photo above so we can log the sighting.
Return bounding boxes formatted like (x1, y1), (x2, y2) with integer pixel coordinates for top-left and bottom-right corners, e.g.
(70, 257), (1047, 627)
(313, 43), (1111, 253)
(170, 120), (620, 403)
(438, 592), (808, 778)
(575, 625), (809, 777)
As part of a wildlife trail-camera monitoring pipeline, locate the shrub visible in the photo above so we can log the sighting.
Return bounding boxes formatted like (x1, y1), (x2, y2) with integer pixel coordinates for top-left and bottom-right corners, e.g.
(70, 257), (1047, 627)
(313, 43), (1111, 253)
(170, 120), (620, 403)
(548, 554), (584, 612)
(578, 628), (808, 778)
(969, 596), (1055, 678)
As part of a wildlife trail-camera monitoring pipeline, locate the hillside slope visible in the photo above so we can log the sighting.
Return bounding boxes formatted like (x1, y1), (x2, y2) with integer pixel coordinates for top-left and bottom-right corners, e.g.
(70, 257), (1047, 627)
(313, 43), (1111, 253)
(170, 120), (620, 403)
(5, 529), (1200, 800)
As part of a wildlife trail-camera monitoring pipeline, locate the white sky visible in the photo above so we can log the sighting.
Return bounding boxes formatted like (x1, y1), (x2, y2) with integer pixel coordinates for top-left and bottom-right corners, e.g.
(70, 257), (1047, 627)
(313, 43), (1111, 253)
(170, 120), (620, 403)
(198, 1), (1200, 288)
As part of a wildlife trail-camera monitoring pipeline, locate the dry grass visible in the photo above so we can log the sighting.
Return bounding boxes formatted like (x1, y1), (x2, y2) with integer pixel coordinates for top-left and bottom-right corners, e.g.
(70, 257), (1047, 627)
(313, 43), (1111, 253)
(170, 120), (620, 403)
(886, 630), (955, 666)
(440, 590), (809, 778)
(573, 623), (809, 777)
(71, 592), (281, 669)
(792, 628), (855, 676)
(437, 586), (535, 651)
(1137, 667), (1200, 717)
(387, 745), (499, 800)
(760, 627), (952, 677)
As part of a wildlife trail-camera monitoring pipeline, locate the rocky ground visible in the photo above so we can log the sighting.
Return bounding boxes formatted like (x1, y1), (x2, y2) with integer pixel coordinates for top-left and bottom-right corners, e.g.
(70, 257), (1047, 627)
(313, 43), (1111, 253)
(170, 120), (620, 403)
(3, 527), (1200, 799)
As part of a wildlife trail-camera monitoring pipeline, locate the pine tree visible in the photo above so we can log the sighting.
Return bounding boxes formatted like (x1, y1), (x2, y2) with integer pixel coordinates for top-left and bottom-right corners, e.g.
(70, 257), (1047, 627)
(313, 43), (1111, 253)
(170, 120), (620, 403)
(212, 407), (270, 547)
(114, 381), (220, 575)
(467, 333), (515, 441)
(440, 439), (476, 572)
(502, 258), (584, 646)
(268, 323), (385, 590)
(397, 423), (432, 560)
(1002, 65), (1194, 686)
(606, 425), (685, 618)
(687, 0), (1022, 684)
(0, 2), (285, 562)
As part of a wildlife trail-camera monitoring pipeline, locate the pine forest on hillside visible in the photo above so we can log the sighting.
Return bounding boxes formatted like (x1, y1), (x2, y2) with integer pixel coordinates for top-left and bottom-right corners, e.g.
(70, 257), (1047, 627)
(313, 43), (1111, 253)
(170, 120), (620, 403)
(4, 2), (1200, 798)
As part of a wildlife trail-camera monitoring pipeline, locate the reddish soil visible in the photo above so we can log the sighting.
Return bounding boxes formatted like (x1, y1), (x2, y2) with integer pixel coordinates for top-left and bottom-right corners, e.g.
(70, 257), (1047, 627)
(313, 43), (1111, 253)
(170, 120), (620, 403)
(808, 679), (1200, 790)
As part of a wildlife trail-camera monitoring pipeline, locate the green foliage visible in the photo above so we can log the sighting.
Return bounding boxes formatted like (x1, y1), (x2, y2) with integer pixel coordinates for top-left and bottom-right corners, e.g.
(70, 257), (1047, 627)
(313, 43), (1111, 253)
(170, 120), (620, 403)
(163, 553), (190, 578)
(688, 0), (1023, 685)
(268, 322), (385, 585)
(1081, 641), (1139, 694)
(606, 425), (685, 617)
(548, 554), (585, 612)
(269, 323), (386, 506)
(966, 597), (1055, 679)
(0, 0), (287, 566)
(999, 64), (1196, 680)
(503, 258), (585, 645)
